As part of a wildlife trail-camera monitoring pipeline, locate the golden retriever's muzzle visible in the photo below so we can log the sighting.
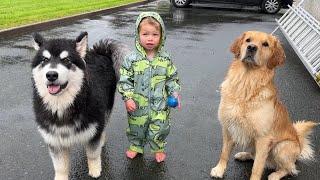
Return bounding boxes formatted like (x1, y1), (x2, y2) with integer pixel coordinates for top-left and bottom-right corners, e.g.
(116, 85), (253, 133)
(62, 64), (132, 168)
(242, 44), (257, 66)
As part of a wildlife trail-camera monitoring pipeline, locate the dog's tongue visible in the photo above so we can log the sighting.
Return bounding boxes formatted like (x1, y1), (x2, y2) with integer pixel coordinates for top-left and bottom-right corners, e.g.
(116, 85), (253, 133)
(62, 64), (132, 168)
(48, 85), (60, 94)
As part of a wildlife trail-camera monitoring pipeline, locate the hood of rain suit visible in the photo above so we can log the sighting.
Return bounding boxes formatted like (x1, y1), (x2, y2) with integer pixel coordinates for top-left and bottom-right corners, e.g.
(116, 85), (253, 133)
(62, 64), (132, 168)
(134, 12), (166, 57)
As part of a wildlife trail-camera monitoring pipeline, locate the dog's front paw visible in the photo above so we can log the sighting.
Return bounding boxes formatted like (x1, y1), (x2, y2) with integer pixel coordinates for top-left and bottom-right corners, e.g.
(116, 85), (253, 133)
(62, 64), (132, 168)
(54, 173), (68, 180)
(210, 166), (225, 178)
(88, 159), (102, 178)
(88, 165), (101, 178)
(250, 175), (261, 180)
(268, 173), (280, 180)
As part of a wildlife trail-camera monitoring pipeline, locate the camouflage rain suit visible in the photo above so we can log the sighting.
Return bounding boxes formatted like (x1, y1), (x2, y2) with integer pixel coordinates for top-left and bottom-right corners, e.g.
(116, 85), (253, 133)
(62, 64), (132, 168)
(118, 12), (181, 153)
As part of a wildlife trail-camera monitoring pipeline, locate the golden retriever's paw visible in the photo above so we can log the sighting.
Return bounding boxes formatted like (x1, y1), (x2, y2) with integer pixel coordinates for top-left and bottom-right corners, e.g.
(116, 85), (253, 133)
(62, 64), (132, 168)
(88, 161), (102, 178)
(54, 173), (68, 180)
(268, 173), (281, 180)
(234, 152), (253, 161)
(249, 177), (260, 180)
(210, 166), (224, 178)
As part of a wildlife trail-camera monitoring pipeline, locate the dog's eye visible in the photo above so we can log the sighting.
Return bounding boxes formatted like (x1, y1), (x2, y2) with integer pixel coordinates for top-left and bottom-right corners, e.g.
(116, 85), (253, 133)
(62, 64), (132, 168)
(42, 57), (49, 62)
(262, 42), (269, 47)
(246, 38), (251, 42)
(62, 57), (70, 63)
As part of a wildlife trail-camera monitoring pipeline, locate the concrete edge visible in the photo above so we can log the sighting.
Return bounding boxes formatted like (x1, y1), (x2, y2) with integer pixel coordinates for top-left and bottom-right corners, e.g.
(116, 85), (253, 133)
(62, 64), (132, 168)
(0, 0), (149, 37)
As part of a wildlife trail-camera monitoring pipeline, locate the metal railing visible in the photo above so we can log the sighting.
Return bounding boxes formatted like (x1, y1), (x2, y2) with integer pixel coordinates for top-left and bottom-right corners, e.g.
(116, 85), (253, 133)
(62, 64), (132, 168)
(273, 0), (320, 86)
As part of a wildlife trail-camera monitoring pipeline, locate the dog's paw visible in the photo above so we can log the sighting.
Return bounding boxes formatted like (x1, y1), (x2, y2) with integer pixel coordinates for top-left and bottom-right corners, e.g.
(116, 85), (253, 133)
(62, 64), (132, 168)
(234, 152), (253, 161)
(210, 166), (224, 178)
(268, 173), (280, 180)
(88, 166), (101, 178)
(54, 173), (68, 180)
(250, 176), (261, 180)
(88, 160), (102, 178)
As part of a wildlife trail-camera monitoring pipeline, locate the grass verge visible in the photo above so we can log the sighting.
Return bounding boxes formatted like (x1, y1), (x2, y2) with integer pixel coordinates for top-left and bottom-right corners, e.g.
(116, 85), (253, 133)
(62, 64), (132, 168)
(0, 0), (143, 30)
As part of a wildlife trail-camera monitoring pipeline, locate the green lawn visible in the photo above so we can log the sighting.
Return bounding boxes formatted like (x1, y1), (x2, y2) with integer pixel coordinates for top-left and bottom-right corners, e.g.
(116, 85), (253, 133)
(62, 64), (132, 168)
(0, 0), (143, 30)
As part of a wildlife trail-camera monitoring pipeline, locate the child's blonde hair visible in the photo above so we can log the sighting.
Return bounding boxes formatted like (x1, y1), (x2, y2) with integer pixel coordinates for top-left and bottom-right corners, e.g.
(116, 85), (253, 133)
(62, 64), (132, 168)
(139, 17), (162, 33)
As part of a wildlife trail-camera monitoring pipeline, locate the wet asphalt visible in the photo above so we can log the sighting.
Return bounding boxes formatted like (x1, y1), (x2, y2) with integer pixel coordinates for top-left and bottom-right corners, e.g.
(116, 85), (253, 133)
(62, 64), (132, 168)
(0, 0), (319, 179)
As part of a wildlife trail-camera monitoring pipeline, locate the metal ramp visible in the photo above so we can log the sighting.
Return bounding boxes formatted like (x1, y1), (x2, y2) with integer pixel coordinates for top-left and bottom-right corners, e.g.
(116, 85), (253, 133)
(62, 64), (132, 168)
(274, 0), (320, 86)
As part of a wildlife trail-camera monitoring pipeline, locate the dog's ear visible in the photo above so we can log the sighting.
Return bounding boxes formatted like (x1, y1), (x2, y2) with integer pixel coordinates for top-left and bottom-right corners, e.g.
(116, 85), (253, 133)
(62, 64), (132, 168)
(76, 32), (88, 59)
(230, 32), (246, 58)
(267, 36), (285, 69)
(32, 33), (44, 50)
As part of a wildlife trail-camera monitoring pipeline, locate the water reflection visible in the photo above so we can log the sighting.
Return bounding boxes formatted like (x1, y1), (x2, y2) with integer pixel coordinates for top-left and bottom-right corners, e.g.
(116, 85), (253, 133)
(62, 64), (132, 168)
(124, 155), (169, 180)
(0, 0), (281, 67)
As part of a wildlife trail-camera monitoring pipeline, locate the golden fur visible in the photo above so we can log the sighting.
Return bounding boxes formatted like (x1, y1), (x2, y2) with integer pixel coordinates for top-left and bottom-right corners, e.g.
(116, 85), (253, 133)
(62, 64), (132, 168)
(210, 31), (317, 180)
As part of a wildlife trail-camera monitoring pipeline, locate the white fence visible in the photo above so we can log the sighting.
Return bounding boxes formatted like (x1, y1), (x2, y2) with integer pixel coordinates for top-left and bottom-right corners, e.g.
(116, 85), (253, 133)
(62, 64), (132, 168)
(274, 0), (320, 86)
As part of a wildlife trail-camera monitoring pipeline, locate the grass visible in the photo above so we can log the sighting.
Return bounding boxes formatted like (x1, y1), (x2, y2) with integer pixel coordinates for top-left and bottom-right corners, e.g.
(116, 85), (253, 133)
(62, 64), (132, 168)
(0, 0), (143, 30)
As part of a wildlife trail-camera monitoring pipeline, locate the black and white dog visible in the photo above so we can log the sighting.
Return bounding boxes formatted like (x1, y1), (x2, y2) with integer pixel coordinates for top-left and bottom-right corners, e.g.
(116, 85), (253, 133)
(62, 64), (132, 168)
(32, 32), (128, 180)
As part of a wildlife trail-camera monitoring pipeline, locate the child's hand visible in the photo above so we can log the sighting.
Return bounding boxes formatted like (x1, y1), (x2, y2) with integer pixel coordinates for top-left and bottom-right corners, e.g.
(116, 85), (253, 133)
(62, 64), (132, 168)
(172, 92), (181, 110)
(125, 99), (136, 112)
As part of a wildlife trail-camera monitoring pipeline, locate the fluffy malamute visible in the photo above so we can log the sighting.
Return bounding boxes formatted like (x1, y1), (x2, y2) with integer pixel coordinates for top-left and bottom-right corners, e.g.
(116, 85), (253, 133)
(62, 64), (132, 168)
(31, 32), (128, 180)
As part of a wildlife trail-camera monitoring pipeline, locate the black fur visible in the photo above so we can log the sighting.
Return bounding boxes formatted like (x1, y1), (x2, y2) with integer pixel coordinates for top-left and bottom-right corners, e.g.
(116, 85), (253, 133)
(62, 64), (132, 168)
(32, 32), (117, 145)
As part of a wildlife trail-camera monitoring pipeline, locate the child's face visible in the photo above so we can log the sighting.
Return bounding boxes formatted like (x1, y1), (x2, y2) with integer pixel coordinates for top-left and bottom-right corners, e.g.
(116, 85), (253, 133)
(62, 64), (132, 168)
(139, 23), (161, 52)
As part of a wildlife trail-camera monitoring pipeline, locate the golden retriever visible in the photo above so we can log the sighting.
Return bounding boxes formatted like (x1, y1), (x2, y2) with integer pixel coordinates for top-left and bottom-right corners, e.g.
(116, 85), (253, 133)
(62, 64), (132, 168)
(210, 31), (317, 180)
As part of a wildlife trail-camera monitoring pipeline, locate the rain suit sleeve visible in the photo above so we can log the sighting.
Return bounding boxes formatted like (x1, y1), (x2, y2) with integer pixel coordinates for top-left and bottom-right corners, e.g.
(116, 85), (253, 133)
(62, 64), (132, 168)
(165, 59), (181, 95)
(118, 56), (134, 101)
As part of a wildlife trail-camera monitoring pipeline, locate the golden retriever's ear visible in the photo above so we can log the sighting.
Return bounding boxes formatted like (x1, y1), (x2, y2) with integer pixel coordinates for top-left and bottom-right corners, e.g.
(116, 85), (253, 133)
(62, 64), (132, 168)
(230, 32), (246, 58)
(267, 37), (285, 69)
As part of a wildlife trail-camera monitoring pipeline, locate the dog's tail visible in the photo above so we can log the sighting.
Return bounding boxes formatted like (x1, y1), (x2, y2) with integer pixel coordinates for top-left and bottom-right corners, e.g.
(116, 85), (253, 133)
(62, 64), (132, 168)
(93, 39), (130, 80)
(293, 121), (318, 161)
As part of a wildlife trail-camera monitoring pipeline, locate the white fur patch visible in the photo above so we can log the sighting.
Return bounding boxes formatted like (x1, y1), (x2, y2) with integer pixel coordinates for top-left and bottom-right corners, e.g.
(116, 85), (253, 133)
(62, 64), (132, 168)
(32, 63), (84, 118)
(60, 51), (69, 59)
(43, 50), (51, 59)
(38, 123), (97, 147)
(55, 64), (69, 83)
(33, 40), (40, 50)
(49, 149), (69, 180)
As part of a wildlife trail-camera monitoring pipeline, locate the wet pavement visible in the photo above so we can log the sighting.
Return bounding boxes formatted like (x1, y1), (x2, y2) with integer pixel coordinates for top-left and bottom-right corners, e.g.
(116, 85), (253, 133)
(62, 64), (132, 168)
(0, 0), (319, 179)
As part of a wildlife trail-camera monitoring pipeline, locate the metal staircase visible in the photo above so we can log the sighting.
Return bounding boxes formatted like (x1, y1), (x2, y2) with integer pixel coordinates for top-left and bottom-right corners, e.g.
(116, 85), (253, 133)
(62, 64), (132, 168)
(274, 0), (320, 86)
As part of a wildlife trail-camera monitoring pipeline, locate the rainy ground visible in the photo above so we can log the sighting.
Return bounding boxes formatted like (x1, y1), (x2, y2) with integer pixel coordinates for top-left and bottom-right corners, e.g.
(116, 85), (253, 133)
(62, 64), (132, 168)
(0, 0), (319, 179)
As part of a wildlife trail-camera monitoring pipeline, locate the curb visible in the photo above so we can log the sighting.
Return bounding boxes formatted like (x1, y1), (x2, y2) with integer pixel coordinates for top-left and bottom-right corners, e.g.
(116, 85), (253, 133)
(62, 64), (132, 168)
(0, 0), (149, 37)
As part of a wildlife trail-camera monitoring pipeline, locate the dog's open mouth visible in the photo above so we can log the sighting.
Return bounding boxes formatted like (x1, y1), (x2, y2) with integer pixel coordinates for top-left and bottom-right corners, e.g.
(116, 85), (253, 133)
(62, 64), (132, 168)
(47, 82), (68, 95)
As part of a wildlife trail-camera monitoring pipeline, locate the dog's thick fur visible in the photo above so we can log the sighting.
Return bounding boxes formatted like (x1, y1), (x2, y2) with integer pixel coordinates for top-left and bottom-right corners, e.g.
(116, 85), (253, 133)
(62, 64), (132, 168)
(210, 31), (317, 180)
(32, 32), (128, 180)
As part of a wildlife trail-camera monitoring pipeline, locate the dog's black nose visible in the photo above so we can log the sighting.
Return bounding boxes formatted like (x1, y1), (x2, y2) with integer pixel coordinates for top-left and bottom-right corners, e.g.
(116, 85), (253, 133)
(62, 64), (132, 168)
(46, 71), (58, 82)
(247, 44), (257, 52)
